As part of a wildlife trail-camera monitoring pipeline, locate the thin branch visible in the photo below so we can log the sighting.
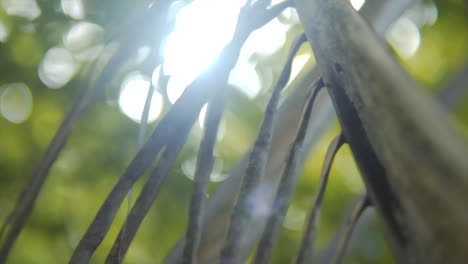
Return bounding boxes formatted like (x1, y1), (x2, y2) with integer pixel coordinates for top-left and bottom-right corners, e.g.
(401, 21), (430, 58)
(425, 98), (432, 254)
(163, 1), (422, 263)
(0, 42), (131, 263)
(296, 134), (345, 264)
(234, 0), (293, 40)
(0, 81), (90, 262)
(254, 79), (324, 264)
(0, 1), (176, 261)
(105, 120), (192, 264)
(162, 61), (327, 264)
(330, 194), (370, 264)
(118, 66), (167, 262)
(220, 32), (307, 264)
(70, 51), (229, 264)
(181, 90), (228, 264)
(251, 0), (295, 31)
(70, 1), (287, 262)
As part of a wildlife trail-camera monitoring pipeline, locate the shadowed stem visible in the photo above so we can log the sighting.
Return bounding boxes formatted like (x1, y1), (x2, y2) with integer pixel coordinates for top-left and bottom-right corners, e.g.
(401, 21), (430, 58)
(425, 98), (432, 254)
(162, 1), (422, 263)
(0, 2), (174, 261)
(254, 78), (324, 264)
(105, 119), (193, 264)
(0, 42), (131, 263)
(118, 66), (168, 263)
(296, 134), (345, 264)
(70, 46), (235, 263)
(182, 89), (228, 264)
(330, 194), (370, 264)
(220, 32), (306, 264)
(107, 5), (295, 255)
(70, 2), (291, 263)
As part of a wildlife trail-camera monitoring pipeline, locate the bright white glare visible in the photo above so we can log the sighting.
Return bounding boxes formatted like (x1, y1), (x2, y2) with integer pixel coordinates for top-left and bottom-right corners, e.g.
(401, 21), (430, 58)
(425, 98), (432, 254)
(228, 63), (261, 98)
(198, 104), (208, 128)
(166, 74), (188, 104)
(241, 18), (288, 56)
(163, 0), (241, 76)
(38, 47), (78, 89)
(198, 103), (226, 139)
(350, 0), (365, 10)
(227, 17), (289, 98)
(63, 21), (103, 52)
(289, 54), (311, 85)
(164, 0), (294, 99)
(386, 17), (421, 59)
(118, 72), (163, 123)
(0, 83), (33, 124)
(2, 0), (41, 20)
(182, 156), (227, 182)
(0, 20), (8, 42)
(163, 0), (242, 101)
(61, 0), (85, 19)
(151, 65), (162, 88)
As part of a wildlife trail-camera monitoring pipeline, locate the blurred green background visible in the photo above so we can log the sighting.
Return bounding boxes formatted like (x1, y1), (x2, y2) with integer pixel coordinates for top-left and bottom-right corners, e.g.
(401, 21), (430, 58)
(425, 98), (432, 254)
(0, 0), (467, 263)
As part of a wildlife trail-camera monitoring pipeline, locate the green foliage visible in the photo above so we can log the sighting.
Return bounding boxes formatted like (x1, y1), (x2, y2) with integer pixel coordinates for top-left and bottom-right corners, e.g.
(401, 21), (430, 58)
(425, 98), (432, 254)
(0, 0), (467, 263)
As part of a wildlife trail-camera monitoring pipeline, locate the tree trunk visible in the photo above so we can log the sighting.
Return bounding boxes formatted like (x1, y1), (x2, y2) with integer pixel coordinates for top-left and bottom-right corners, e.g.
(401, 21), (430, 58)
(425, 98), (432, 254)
(164, 1), (419, 263)
(296, 0), (468, 263)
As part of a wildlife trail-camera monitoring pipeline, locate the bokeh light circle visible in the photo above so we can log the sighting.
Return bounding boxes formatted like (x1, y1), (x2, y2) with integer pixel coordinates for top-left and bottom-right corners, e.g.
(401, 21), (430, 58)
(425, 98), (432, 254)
(118, 72), (164, 123)
(0, 83), (33, 124)
(38, 47), (78, 89)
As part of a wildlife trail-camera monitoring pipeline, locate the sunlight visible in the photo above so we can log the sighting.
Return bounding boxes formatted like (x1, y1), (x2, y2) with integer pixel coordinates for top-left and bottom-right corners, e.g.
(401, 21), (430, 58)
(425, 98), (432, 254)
(198, 104), (208, 128)
(289, 53), (311, 84)
(165, 74), (188, 104)
(197, 103), (226, 140)
(228, 62), (261, 98)
(162, 0), (241, 103)
(349, 0), (365, 10)
(162, 0), (293, 102)
(118, 72), (163, 123)
(228, 15), (290, 98)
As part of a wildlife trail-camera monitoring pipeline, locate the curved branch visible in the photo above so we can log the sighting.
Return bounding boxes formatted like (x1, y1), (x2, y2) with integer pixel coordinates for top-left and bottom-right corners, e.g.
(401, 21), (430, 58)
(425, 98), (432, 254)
(296, 134), (345, 264)
(70, 2), (292, 262)
(330, 194), (370, 264)
(163, 1), (419, 263)
(181, 89), (228, 264)
(220, 32), (306, 264)
(254, 79), (324, 264)
(296, 0), (468, 262)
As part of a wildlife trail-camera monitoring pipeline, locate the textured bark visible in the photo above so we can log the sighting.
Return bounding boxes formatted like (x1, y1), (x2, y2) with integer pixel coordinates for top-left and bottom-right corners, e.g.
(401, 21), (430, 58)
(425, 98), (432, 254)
(296, 0), (468, 263)
(164, 1), (418, 263)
